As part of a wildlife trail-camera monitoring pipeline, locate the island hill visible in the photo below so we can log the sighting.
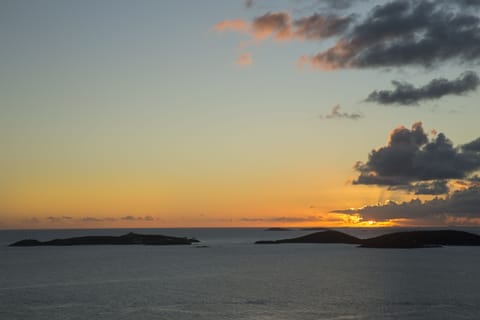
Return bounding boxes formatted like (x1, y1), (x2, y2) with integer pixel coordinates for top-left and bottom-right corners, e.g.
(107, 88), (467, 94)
(255, 229), (480, 248)
(9, 232), (199, 247)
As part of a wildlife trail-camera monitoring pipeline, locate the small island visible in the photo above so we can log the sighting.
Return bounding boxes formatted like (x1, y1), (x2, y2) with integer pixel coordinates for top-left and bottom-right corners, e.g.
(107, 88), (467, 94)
(9, 232), (199, 247)
(255, 229), (480, 248)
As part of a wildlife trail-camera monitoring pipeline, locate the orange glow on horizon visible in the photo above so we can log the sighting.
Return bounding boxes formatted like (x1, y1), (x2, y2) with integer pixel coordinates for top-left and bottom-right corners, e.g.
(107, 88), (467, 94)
(0, 169), (421, 229)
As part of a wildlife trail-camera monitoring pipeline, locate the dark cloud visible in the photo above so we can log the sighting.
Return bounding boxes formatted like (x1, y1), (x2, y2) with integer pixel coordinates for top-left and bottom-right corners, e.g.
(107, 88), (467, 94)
(449, 0), (480, 8)
(304, 0), (480, 69)
(388, 180), (450, 195)
(354, 122), (480, 186)
(366, 71), (480, 106)
(245, 0), (253, 9)
(219, 1), (480, 71)
(412, 180), (450, 195)
(332, 186), (480, 222)
(294, 14), (352, 39)
(322, 104), (364, 120)
(463, 137), (480, 152)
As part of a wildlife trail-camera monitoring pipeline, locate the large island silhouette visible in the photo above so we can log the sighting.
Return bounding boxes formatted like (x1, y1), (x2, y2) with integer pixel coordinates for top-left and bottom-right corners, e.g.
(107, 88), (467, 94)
(255, 229), (480, 248)
(9, 232), (199, 247)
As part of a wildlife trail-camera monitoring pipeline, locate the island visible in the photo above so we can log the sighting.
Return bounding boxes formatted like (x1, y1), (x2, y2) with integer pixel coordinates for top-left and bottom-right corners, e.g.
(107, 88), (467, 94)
(255, 230), (361, 244)
(255, 229), (480, 248)
(359, 230), (480, 248)
(9, 232), (199, 247)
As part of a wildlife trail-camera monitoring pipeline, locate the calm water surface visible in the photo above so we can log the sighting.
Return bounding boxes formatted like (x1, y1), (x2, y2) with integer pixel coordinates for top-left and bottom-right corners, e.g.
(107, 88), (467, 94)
(1, 228), (480, 319)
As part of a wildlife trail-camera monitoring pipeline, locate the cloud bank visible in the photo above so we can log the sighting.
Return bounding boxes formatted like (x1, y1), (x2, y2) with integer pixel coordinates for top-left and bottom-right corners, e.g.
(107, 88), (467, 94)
(353, 122), (480, 188)
(332, 122), (480, 224)
(331, 186), (480, 224)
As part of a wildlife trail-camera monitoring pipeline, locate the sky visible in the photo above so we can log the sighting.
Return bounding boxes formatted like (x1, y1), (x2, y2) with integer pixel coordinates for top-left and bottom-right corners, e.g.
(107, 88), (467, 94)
(1, 0), (480, 229)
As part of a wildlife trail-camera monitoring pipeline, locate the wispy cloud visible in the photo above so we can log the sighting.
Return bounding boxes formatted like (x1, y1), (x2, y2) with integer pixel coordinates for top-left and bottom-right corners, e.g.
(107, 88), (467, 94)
(214, 12), (351, 42)
(236, 52), (253, 66)
(46, 216), (73, 222)
(214, 19), (249, 33)
(81, 217), (104, 222)
(240, 216), (322, 223)
(322, 104), (363, 120)
(366, 71), (480, 106)
(120, 215), (155, 221)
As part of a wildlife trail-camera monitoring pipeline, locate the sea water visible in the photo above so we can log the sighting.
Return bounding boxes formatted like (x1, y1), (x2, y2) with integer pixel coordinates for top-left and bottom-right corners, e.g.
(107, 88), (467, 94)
(1, 228), (480, 320)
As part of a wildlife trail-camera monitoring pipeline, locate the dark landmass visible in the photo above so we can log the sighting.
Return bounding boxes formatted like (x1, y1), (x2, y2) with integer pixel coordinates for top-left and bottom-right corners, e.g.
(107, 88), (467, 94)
(300, 227), (326, 231)
(360, 230), (480, 248)
(255, 230), (361, 244)
(9, 232), (199, 247)
(265, 227), (293, 231)
(255, 229), (480, 248)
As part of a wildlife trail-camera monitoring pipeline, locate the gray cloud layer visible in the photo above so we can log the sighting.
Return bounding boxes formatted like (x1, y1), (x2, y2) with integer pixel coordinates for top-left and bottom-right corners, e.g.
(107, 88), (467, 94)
(366, 71), (480, 105)
(332, 186), (480, 222)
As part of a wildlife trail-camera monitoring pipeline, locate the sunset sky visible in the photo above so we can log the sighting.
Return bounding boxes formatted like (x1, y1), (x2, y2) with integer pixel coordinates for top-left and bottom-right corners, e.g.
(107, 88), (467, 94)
(1, 0), (480, 229)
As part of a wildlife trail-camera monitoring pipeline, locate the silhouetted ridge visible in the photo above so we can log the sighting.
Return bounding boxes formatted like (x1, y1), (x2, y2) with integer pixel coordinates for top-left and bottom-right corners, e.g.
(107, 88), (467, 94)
(9, 232), (199, 247)
(255, 229), (480, 248)
(360, 230), (480, 248)
(255, 230), (361, 244)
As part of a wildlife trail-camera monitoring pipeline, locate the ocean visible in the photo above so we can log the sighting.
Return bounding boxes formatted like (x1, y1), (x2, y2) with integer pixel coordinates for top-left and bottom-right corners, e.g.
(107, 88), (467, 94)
(1, 228), (480, 319)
